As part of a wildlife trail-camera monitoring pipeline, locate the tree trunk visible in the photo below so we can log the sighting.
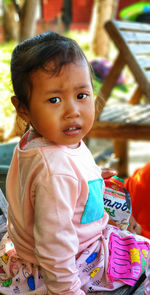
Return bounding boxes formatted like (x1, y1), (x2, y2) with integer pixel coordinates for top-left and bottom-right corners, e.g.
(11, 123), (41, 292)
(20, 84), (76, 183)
(2, 0), (39, 42)
(19, 0), (38, 42)
(4, 0), (39, 141)
(3, 0), (18, 41)
(90, 0), (119, 57)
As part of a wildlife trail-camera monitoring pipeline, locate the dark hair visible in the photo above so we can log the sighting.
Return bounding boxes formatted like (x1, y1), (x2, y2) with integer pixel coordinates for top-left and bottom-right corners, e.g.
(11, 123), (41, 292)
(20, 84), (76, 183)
(11, 31), (92, 109)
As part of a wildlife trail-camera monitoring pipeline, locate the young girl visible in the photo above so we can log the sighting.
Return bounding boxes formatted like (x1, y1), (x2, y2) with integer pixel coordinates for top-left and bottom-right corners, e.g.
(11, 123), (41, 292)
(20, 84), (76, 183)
(0, 32), (150, 295)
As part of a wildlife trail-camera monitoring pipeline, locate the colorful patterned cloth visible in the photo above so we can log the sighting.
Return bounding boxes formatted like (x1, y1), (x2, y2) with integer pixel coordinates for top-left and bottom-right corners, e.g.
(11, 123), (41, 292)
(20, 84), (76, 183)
(1, 226), (149, 294)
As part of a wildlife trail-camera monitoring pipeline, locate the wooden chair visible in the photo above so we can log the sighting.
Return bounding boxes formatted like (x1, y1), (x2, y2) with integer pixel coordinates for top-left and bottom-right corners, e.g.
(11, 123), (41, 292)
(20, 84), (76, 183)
(0, 188), (7, 241)
(87, 20), (150, 177)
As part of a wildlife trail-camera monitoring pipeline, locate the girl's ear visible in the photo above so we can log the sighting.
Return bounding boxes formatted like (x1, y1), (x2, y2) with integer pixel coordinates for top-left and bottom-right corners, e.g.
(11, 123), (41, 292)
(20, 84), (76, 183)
(11, 96), (30, 123)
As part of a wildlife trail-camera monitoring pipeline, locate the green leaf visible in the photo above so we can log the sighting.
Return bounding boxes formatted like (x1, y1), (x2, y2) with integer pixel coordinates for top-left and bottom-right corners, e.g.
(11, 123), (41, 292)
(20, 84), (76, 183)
(5, 0), (12, 5)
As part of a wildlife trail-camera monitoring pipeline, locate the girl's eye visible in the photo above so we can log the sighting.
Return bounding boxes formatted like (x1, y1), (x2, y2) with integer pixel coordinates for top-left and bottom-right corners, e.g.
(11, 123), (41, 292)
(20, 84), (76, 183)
(48, 97), (61, 104)
(77, 93), (87, 100)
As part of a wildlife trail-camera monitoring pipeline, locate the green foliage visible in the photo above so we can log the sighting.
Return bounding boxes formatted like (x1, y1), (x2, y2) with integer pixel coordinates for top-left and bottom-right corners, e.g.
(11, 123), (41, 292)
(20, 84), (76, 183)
(65, 30), (94, 60)
(92, 79), (101, 97)
(0, 42), (16, 130)
(4, 0), (12, 4)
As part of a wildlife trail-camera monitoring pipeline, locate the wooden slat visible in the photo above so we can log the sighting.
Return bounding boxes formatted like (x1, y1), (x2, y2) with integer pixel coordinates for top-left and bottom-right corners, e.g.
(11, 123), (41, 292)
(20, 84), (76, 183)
(87, 121), (150, 140)
(122, 31), (150, 43)
(145, 71), (150, 81)
(99, 104), (150, 124)
(99, 104), (125, 121)
(116, 20), (150, 32)
(127, 113), (150, 123)
(136, 57), (150, 69)
(129, 44), (150, 55)
(105, 20), (150, 100)
(140, 116), (150, 124)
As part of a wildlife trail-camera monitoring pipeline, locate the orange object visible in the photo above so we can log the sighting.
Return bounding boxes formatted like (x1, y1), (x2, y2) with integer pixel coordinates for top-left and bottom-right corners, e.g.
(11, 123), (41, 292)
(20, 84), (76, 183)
(125, 162), (150, 239)
(42, 0), (63, 22)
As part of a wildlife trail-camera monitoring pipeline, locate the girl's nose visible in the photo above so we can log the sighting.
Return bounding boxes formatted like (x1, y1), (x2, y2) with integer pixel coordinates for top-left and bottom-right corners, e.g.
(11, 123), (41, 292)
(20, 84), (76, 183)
(64, 101), (80, 119)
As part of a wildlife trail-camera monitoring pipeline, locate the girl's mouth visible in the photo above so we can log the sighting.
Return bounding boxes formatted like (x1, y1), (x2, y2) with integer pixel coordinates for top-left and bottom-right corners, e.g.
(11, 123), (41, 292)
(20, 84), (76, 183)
(63, 126), (81, 136)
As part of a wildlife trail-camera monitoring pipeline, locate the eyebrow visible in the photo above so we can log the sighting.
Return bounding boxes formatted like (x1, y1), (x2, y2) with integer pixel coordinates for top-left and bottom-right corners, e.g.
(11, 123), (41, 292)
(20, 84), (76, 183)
(45, 84), (91, 95)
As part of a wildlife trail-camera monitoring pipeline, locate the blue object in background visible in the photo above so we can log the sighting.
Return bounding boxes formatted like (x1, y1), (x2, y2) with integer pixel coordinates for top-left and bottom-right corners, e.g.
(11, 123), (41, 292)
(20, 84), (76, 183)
(120, 2), (150, 21)
(0, 142), (17, 195)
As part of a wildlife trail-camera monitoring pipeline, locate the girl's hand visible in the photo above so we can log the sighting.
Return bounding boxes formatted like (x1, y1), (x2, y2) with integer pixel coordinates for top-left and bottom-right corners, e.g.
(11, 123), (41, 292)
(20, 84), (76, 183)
(101, 168), (117, 179)
(128, 215), (142, 235)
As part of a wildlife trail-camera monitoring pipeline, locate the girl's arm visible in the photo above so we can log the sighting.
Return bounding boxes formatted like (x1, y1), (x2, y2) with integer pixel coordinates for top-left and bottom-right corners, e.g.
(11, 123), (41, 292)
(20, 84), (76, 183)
(128, 215), (142, 235)
(34, 173), (85, 295)
(101, 168), (117, 179)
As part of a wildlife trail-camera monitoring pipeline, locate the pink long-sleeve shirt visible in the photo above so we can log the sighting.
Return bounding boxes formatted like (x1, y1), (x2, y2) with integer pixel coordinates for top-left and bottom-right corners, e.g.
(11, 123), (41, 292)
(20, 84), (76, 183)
(6, 133), (109, 294)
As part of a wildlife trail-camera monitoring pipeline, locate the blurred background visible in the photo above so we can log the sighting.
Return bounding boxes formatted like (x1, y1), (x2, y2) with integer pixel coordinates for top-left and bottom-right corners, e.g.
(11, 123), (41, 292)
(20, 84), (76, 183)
(0, 0), (150, 179)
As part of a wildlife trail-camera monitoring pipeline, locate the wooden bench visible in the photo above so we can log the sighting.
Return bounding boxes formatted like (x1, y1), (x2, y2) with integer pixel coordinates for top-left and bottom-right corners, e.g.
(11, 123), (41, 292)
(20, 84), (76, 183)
(87, 20), (150, 177)
(0, 188), (7, 241)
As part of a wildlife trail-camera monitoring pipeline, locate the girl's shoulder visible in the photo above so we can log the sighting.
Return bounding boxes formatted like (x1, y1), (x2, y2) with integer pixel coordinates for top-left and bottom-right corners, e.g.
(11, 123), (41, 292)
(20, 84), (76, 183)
(19, 129), (51, 151)
(16, 130), (99, 178)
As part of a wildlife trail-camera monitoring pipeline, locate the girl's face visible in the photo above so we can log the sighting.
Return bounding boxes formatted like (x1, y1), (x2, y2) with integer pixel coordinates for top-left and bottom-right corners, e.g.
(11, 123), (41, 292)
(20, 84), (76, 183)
(25, 60), (95, 146)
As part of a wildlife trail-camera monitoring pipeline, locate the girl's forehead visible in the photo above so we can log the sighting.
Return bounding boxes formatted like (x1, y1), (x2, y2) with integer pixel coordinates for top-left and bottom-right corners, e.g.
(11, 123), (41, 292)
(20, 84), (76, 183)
(44, 59), (90, 74)
(31, 59), (92, 88)
(31, 60), (92, 92)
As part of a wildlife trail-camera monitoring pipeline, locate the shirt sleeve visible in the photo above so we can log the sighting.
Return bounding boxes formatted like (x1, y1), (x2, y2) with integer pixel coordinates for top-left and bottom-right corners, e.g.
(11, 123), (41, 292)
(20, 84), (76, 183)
(33, 172), (85, 295)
